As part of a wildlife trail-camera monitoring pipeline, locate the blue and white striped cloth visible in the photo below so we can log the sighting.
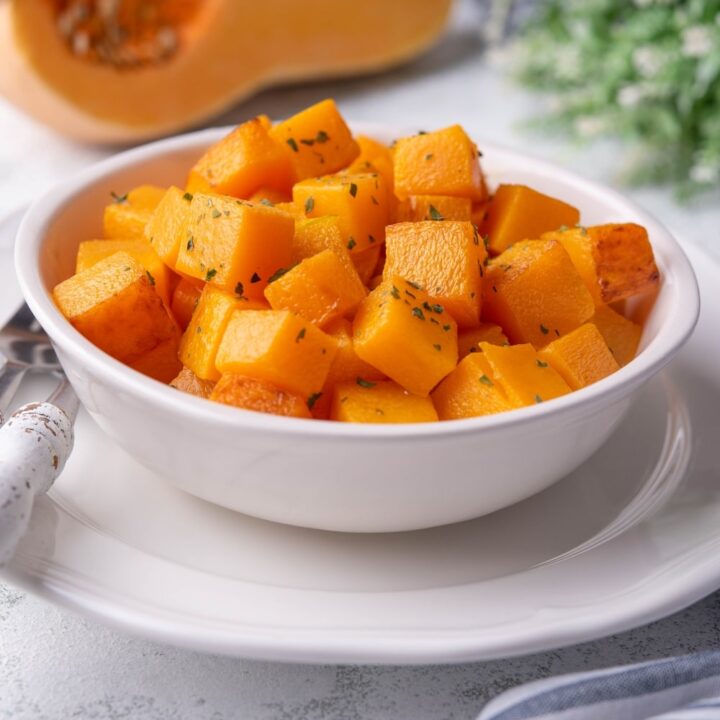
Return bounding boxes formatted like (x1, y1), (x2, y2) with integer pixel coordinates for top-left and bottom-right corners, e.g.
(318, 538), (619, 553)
(478, 651), (720, 719)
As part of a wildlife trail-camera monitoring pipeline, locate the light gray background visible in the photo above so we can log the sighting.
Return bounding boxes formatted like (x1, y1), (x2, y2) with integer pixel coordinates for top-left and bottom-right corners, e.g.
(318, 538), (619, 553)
(1, 2), (719, 718)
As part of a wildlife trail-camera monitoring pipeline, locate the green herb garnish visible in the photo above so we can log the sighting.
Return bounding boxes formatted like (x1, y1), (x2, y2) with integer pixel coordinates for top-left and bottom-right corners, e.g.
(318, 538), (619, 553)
(356, 377), (376, 388)
(428, 205), (444, 221)
(205, 268), (217, 281)
(286, 138), (299, 152)
(304, 197), (315, 214)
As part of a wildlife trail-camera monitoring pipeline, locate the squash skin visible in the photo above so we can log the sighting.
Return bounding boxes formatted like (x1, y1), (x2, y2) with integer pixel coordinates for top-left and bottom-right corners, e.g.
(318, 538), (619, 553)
(0, 0), (452, 143)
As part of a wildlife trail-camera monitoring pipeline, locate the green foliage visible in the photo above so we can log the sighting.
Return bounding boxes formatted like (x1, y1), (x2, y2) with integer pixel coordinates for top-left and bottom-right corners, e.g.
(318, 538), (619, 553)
(514, 0), (720, 198)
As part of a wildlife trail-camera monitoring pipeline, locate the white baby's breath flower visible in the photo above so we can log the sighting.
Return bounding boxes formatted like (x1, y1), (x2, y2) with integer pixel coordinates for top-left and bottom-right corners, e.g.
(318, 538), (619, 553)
(689, 163), (719, 183)
(682, 25), (714, 58)
(634, 0), (653, 7)
(617, 84), (646, 107)
(575, 116), (606, 137)
(633, 46), (664, 78)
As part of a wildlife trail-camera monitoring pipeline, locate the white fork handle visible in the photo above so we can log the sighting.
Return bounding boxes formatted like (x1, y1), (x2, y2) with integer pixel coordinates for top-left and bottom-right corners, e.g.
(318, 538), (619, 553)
(0, 401), (75, 565)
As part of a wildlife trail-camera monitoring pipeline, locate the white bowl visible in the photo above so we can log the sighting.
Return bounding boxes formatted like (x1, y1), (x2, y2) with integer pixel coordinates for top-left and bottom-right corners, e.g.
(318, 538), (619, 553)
(14, 124), (699, 533)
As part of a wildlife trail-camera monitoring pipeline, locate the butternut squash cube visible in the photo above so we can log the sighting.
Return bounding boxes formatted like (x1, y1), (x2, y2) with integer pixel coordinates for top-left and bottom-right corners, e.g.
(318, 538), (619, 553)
(393, 125), (487, 201)
(383, 221), (486, 328)
(353, 276), (458, 396)
(129, 335), (182, 384)
(590, 305), (642, 367)
(248, 187), (292, 205)
(216, 309), (338, 398)
(538, 323), (619, 390)
(432, 352), (514, 419)
(170, 277), (203, 330)
(174, 193), (294, 300)
(395, 195), (472, 222)
(145, 186), (194, 267)
(471, 200), (491, 229)
(264, 249), (367, 327)
(210, 374), (311, 419)
(291, 216), (351, 265)
(292, 172), (390, 254)
(331, 380), (438, 423)
(103, 184), (166, 239)
(170, 367), (216, 399)
(482, 184), (580, 256)
(348, 135), (395, 192)
(186, 116), (295, 198)
(478, 342), (571, 406)
(274, 201), (305, 220)
(76, 239), (173, 307)
(483, 239), (595, 347)
(458, 323), (508, 359)
(53, 251), (178, 364)
(270, 99), (360, 181)
(179, 285), (243, 381)
(352, 244), (382, 285)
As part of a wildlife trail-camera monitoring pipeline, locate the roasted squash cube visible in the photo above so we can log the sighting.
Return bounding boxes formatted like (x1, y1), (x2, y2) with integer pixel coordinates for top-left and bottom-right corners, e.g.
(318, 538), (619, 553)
(353, 276), (458, 396)
(395, 195), (472, 222)
(215, 309), (338, 398)
(347, 135), (395, 193)
(432, 352), (514, 419)
(383, 221), (486, 328)
(186, 116), (295, 198)
(478, 342), (571, 406)
(590, 305), (642, 367)
(53, 251), (178, 364)
(291, 216), (351, 265)
(76, 238), (173, 306)
(170, 277), (203, 330)
(145, 186), (194, 267)
(264, 249), (367, 327)
(270, 99), (359, 181)
(174, 193), (294, 300)
(538, 323), (619, 390)
(129, 335), (182, 384)
(483, 239), (595, 347)
(352, 244), (382, 285)
(331, 380), (438, 424)
(103, 184), (166, 239)
(292, 172), (390, 254)
(393, 125), (486, 201)
(248, 187), (292, 205)
(457, 323), (508, 359)
(170, 366), (216, 399)
(274, 201), (305, 220)
(482, 184), (580, 255)
(210, 374), (311, 418)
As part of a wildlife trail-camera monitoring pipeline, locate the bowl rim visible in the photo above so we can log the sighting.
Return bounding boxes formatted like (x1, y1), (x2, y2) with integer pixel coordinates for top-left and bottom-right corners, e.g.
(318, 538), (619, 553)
(14, 123), (701, 440)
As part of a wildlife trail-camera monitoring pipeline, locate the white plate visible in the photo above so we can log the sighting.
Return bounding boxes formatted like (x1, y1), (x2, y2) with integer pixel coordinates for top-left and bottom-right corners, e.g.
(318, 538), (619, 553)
(2, 218), (720, 665)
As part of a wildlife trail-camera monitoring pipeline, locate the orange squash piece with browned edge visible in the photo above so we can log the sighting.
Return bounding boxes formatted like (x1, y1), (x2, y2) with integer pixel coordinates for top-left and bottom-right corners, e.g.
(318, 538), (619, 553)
(331, 380), (438, 423)
(186, 116), (295, 198)
(538, 323), (619, 390)
(395, 195), (472, 222)
(457, 323), (508, 359)
(483, 239), (595, 347)
(145, 186), (194, 267)
(384, 221), (486, 328)
(103, 185), (166, 239)
(170, 277), (203, 330)
(210, 374), (311, 418)
(264, 249), (367, 327)
(215, 309), (337, 399)
(174, 193), (294, 299)
(129, 336), (182, 384)
(590, 304), (643, 367)
(353, 276), (458, 396)
(482, 184), (580, 256)
(432, 352), (514, 419)
(170, 367), (216, 399)
(352, 245), (382, 285)
(393, 125), (487, 201)
(53, 251), (178, 364)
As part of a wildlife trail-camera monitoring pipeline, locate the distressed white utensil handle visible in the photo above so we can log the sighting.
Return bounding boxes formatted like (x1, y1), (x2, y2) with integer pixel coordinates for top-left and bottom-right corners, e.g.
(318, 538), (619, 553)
(0, 402), (74, 565)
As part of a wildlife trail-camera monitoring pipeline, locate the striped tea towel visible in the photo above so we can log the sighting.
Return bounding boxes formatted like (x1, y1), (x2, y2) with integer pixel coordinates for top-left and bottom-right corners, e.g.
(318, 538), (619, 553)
(478, 651), (720, 719)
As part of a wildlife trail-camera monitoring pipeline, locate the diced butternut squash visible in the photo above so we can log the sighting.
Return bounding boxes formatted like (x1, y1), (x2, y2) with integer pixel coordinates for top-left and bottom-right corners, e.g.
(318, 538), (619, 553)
(174, 193), (294, 300)
(478, 342), (571, 406)
(383, 221), (486, 328)
(483, 239), (595, 347)
(471, 200), (491, 229)
(103, 185), (166, 239)
(179, 285), (242, 381)
(353, 276), (458, 396)
(171, 277), (203, 330)
(292, 172), (390, 254)
(348, 135), (395, 192)
(432, 352), (514, 419)
(53, 251), (178, 364)
(352, 245), (382, 285)
(482, 184), (580, 256)
(129, 335), (182, 384)
(186, 116), (294, 198)
(274, 201), (305, 220)
(269, 99), (360, 181)
(215, 309), (338, 398)
(210, 374), (311, 418)
(170, 366), (216, 399)
(291, 216), (350, 265)
(331, 380), (438, 423)
(248, 187), (292, 205)
(538, 323), (619, 390)
(590, 304), (643, 367)
(393, 125), (486, 201)
(458, 323), (508, 359)
(145, 186), (194, 267)
(75, 238), (172, 306)
(395, 195), (472, 222)
(264, 249), (367, 327)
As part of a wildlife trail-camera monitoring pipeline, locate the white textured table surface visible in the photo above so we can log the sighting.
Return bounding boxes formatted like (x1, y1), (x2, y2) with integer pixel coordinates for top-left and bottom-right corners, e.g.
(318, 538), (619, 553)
(2, 5), (720, 718)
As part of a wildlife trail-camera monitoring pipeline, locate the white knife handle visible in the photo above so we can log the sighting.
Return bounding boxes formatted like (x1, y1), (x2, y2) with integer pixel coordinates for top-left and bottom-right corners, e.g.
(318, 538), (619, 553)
(0, 401), (75, 565)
